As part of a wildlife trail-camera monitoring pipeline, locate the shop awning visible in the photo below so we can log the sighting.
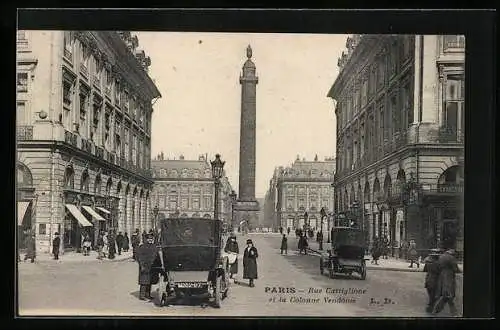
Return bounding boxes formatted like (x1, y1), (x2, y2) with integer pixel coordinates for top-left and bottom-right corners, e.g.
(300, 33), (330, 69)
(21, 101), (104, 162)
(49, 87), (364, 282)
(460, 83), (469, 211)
(65, 204), (93, 227)
(17, 201), (30, 226)
(96, 207), (111, 214)
(81, 206), (106, 221)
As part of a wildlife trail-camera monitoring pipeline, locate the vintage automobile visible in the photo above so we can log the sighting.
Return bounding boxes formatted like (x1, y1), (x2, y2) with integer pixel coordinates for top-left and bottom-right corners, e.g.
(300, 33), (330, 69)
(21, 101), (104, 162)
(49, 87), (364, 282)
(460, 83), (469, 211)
(153, 217), (230, 308)
(319, 226), (368, 280)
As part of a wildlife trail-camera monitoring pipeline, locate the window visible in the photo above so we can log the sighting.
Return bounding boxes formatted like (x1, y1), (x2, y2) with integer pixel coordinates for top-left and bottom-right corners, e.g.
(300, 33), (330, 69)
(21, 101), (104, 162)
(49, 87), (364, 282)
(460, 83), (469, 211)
(124, 127), (129, 162)
(123, 91), (130, 112)
(104, 111), (111, 149)
(204, 196), (212, 209)
(181, 198), (188, 209)
(298, 198), (305, 211)
(158, 195), (166, 208)
(93, 58), (102, 86)
(401, 82), (413, 129)
(105, 69), (112, 94)
(16, 101), (28, 125)
(94, 175), (102, 195)
(286, 198), (294, 210)
(64, 167), (75, 189)
(369, 66), (376, 97)
(378, 104), (385, 145)
(115, 121), (121, 158)
(79, 92), (89, 136)
(389, 42), (398, 77)
(92, 101), (100, 143)
(322, 199), (329, 208)
(39, 224), (47, 235)
(377, 57), (385, 90)
(131, 133), (137, 166)
(444, 74), (465, 134)
(81, 171), (90, 192)
(361, 78), (368, 107)
(443, 35), (465, 50)
(389, 95), (398, 136)
(63, 31), (73, 60)
(17, 72), (28, 92)
(115, 81), (121, 106)
(80, 43), (89, 74)
(192, 198), (200, 210)
(169, 198), (178, 210)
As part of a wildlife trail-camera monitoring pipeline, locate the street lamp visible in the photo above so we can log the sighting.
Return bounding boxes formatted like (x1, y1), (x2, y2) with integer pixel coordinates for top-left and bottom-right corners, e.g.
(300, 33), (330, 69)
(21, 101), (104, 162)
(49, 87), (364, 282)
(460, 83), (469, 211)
(304, 211), (309, 231)
(211, 154), (225, 221)
(229, 190), (237, 232)
(153, 204), (159, 233)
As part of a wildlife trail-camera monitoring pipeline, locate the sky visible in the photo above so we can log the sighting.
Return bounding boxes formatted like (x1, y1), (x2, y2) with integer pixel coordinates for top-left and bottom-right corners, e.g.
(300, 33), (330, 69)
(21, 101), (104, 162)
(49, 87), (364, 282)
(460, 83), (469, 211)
(136, 32), (347, 198)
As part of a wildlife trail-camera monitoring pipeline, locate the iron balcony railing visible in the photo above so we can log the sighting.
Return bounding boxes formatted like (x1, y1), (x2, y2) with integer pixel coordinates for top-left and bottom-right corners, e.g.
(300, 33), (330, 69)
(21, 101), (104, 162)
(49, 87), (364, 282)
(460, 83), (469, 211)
(16, 125), (33, 140)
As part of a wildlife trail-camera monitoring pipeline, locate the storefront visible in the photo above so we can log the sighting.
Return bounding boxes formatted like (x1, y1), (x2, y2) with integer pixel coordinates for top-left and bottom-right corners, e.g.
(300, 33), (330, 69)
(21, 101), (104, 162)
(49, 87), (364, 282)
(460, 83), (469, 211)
(63, 191), (93, 252)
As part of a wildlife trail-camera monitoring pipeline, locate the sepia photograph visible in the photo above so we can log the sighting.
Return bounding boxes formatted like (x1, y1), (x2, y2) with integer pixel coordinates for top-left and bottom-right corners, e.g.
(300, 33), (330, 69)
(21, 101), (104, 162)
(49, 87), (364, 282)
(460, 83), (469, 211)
(16, 27), (466, 317)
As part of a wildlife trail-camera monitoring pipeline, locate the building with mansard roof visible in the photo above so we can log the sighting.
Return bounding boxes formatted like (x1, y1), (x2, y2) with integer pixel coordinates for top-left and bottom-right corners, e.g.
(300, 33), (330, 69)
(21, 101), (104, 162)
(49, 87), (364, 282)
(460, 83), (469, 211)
(16, 30), (161, 253)
(263, 155), (336, 233)
(328, 34), (464, 257)
(151, 155), (234, 226)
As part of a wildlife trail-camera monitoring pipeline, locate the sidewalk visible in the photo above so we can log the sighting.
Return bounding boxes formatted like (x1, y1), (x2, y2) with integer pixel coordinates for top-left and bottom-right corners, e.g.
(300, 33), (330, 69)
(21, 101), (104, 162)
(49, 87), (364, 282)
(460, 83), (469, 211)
(24, 250), (134, 263)
(287, 235), (463, 273)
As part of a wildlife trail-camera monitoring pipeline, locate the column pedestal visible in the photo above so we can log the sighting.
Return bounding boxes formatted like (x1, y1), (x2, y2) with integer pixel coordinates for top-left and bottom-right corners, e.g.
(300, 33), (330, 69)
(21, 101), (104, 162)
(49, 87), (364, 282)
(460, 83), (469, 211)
(234, 200), (260, 232)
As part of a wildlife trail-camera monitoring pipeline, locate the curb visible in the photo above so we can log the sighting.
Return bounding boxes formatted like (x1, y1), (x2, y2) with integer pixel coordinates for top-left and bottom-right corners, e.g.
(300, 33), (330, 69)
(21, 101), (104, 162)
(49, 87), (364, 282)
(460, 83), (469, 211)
(28, 255), (133, 264)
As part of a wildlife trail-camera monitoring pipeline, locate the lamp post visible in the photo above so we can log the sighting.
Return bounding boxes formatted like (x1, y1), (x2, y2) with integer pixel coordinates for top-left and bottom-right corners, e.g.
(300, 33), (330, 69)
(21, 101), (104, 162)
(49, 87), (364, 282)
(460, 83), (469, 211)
(229, 190), (237, 232)
(211, 154), (225, 221)
(153, 205), (159, 233)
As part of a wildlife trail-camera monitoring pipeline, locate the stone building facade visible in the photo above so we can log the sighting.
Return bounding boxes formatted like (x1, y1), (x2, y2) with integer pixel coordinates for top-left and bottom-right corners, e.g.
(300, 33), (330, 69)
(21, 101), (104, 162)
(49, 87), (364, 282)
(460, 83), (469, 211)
(328, 35), (464, 257)
(16, 30), (161, 253)
(151, 155), (234, 226)
(264, 156), (336, 234)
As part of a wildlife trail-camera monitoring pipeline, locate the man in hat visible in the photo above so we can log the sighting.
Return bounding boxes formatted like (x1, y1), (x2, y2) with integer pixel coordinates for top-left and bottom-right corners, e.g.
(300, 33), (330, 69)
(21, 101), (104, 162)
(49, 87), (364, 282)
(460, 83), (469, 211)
(423, 248), (443, 313)
(131, 229), (140, 261)
(243, 239), (258, 287)
(224, 232), (239, 279)
(136, 233), (159, 300)
(52, 232), (61, 260)
(432, 249), (461, 316)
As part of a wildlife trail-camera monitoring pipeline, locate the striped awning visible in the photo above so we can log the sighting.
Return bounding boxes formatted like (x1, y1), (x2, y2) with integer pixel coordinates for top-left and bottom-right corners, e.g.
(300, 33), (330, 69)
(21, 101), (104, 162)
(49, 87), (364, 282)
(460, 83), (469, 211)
(17, 201), (30, 226)
(65, 204), (93, 227)
(81, 206), (106, 221)
(96, 207), (111, 214)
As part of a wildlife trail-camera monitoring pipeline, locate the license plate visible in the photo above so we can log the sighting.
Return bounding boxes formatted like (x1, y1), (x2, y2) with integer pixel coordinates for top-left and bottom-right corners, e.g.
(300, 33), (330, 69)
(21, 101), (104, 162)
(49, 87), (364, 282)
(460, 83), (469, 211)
(339, 259), (360, 266)
(176, 282), (205, 288)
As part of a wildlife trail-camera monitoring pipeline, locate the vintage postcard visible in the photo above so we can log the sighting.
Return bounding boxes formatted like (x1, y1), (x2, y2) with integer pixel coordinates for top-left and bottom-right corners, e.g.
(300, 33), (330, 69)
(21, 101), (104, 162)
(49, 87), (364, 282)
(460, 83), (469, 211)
(16, 28), (464, 317)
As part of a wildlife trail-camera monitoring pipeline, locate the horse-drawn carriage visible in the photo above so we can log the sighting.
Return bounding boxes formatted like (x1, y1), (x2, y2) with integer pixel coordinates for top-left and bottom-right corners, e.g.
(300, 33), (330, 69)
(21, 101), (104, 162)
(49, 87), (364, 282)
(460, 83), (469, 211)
(153, 217), (230, 308)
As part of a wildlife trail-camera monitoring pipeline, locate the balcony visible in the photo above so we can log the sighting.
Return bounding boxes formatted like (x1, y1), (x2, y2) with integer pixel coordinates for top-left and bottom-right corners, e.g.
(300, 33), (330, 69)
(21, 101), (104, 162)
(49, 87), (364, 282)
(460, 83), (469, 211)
(109, 152), (116, 164)
(81, 138), (93, 154)
(64, 130), (78, 147)
(17, 125), (33, 140)
(80, 64), (88, 77)
(64, 49), (73, 63)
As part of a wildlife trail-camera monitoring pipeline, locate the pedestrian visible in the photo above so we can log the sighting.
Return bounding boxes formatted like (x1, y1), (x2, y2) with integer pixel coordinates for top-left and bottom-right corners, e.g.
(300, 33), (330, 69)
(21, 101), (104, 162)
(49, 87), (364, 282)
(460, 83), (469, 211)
(287, 227), (291, 235)
(298, 233), (308, 255)
(317, 230), (324, 251)
(108, 230), (116, 259)
(116, 231), (124, 255)
(52, 232), (61, 260)
(400, 239), (409, 260)
(280, 234), (288, 255)
(24, 233), (36, 263)
(102, 231), (109, 258)
(432, 249), (460, 316)
(371, 237), (382, 265)
(423, 249), (443, 313)
(136, 233), (160, 300)
(131, 229), (140, 261)
(408, 239), (420, 268)
(123, 232), (130, 252)
(141, 230), (147, 244)
(96, 231), (104, 260)
(82, 234), (92, 256)
(279, 226), (283, 235)
(224, 232), (239, 279)
(382, 236), (389, 259)
(243, 239), (258, 287)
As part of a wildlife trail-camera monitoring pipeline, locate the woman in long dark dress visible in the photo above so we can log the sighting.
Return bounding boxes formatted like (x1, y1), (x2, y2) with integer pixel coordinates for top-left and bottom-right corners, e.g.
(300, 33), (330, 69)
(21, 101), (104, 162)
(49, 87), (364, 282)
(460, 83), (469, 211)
(123, 232), (130, 252)
(243, 239), (258, 287)
(24, 233), (36, 263)
(224, 233), (239, 279)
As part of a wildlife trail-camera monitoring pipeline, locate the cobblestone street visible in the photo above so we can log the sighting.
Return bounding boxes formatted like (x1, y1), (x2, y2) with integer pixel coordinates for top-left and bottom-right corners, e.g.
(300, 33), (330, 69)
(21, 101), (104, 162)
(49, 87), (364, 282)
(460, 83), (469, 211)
(18, 233), (461, 317)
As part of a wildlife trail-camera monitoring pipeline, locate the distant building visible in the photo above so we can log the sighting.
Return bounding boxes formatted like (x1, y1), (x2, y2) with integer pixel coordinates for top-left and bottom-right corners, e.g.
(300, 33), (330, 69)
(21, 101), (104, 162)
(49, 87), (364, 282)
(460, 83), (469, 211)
(16, 30), (160, 253)
(264, 156), (336, 233)
(151, 155), (234, 225)
(328, 35), (464, 256)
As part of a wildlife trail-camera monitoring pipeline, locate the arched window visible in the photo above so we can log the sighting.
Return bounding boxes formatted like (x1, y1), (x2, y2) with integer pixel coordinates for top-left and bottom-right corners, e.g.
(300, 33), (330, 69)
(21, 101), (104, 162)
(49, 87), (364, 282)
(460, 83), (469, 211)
(17, 163), (33, 188)
(64, 166), (75, 189)
(94, 174), (102, 195)
(81, 170), (90, 192)
(106, 177), (112, 195)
